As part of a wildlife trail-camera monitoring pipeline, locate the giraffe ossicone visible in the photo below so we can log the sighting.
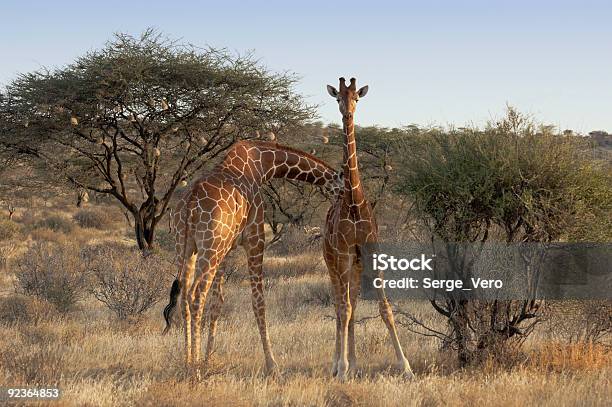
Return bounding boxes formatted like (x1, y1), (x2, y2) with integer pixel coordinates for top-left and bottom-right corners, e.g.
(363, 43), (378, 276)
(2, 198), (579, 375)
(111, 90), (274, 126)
(324, 77), (414, 381)
(163, 140), (343, 374)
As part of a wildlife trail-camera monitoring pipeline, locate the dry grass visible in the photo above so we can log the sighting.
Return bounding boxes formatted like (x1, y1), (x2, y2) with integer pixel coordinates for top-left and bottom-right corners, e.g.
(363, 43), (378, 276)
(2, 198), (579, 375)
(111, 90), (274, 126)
(0, 218), (20, 241)
(525, 342), (612, 373)
(0, 298), (609, 407)
(0, 206), (610, 406)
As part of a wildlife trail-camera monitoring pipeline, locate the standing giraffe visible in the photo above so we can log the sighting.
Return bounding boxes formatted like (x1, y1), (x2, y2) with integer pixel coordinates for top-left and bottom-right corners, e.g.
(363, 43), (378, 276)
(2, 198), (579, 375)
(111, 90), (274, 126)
(324, 77), (414, 380)
(164, 140), (342, 374)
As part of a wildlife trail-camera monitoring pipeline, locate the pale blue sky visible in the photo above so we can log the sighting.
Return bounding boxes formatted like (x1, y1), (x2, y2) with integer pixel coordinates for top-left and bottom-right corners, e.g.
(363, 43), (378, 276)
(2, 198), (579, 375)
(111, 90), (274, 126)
(1, 1), (610, 132)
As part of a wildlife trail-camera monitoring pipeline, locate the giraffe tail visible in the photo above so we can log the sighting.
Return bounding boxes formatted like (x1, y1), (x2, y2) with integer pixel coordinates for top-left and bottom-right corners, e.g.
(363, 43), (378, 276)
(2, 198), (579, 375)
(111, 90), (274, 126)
(161, 197), (195, 336)
(162, 278), (181, 335)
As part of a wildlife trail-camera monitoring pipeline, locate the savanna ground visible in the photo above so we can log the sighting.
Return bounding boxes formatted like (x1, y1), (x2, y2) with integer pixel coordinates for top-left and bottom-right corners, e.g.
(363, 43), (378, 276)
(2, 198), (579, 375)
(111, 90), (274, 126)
(0, 195), (610, 407)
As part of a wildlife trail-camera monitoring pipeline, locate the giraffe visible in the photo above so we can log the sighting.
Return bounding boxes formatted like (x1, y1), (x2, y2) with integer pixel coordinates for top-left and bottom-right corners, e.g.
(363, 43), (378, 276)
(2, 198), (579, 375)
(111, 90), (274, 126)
(324, 77), (414, 380)
(163, 139), (343, 374)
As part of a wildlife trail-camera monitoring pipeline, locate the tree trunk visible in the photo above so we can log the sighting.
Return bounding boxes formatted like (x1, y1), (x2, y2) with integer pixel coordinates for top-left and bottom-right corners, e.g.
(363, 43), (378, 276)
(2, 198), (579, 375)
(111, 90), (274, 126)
(451, 301), (474, 367)
(134, 213), (157, 252)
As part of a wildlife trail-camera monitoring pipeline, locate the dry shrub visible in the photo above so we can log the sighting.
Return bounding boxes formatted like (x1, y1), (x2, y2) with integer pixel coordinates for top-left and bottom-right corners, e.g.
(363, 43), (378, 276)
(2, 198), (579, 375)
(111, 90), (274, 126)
(84, 243), (169, 320)
(0, 218), (20, 240)
(14, 241), (86, 312)
(0, 242), (17, 271)
(218, 251), (248, 284)
(73, 208), (113, 229)
(545, 300), (612, 346)
(33, 214), (74, 233)
(272, 276), (333, 320)
(270, 225), (320, 256)
(0, 294), (59, 324)
(155, 227), (175, 252)
(307, 279), (334, 307)
(264, 252), (326, 279)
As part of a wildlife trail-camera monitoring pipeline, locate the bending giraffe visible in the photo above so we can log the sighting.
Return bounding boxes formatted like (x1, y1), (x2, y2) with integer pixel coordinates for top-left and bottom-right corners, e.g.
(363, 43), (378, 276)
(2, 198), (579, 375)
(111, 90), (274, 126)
(324, 77), (414, 380)
(163, 140), (342, 374)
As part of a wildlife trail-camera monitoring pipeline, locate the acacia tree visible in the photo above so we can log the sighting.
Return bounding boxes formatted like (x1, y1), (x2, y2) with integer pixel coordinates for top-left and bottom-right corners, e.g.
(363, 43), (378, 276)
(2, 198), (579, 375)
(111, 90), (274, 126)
(0, 30), (313, 250)
(394, 108), (606, 365)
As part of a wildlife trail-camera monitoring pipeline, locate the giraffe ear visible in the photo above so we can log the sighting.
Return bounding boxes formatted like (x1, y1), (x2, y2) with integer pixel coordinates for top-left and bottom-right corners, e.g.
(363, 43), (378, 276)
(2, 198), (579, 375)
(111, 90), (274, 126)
(357, 85), (369, 98)
(326, 85), (339, 98)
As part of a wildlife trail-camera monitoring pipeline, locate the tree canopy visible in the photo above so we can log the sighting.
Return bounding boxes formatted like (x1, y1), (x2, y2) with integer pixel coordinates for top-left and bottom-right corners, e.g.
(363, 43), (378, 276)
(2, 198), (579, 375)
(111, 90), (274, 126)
(0, 30), (314, 250)
(394, 108), (603, 243)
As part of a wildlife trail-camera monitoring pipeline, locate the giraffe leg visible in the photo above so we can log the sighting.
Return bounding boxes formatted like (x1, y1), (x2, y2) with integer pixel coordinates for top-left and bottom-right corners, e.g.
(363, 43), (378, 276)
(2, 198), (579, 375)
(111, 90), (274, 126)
(182, 287), (193, 366)
(243, 222), (278, 376)
(324, 244), (342, 377)
(330, 277), (342, 377)
(335, 254), (353, 382)
(191, 253), (222, 367)
(347, 262), (362, 375)
(204, 268), (225, 365)
(192, 283), (205, 365)
(180, 252), (197, 367)
(376, 273), (414, 379)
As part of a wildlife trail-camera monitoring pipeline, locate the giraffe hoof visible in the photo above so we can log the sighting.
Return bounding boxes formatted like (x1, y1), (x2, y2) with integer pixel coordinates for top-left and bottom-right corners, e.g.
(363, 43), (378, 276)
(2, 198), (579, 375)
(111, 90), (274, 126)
(348, 366), (360, 378)
(331, 360), (339, 377)
(186, 366), (200, 383)
(395, 362), (415, 381)
(334, 363), (349, 382)
(335, 372), (349, 382)
(401, 369), (415, 381)
(264, 362), (280, 378)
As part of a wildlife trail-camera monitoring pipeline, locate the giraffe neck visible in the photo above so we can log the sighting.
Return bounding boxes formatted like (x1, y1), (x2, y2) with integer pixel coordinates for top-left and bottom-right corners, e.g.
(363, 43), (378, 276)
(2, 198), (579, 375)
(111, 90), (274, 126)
(221, 141), (342, 195)
(342, 118), (365, 205)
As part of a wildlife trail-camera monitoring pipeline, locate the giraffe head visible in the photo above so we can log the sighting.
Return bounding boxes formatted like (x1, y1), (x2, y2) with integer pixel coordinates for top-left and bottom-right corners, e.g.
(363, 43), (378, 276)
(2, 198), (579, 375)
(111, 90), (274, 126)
(326, 77), (369, 121)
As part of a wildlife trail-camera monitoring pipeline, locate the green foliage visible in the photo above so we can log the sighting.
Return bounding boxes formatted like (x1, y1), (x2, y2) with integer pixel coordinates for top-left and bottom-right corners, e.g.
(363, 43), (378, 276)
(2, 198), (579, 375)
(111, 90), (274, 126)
(395, 109), (600, 243)
(566, 163), (612, 242)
